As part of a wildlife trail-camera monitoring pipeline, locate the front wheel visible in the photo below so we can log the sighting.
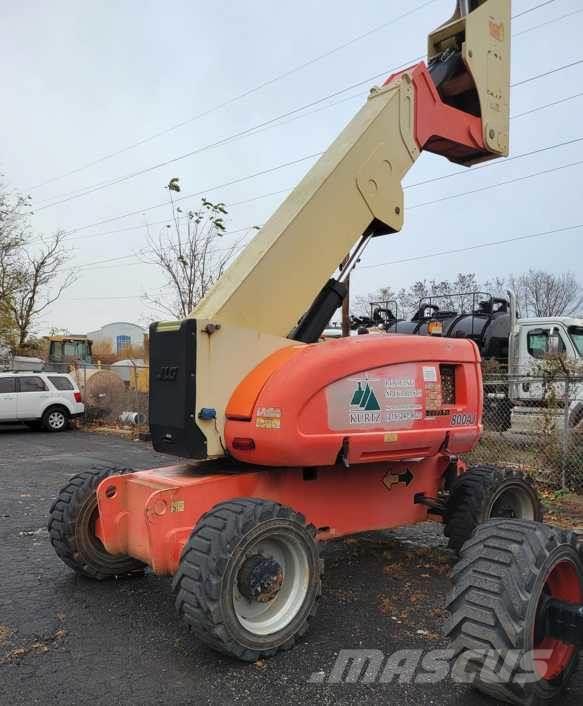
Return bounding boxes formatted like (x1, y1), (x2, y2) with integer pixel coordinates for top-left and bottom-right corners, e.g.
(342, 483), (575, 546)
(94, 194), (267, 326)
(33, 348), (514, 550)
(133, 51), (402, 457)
(444, 465), (542, 553)
(446, 519), (583, 704)
(173, 498), (322, 661)
(42, 406), (69, 432)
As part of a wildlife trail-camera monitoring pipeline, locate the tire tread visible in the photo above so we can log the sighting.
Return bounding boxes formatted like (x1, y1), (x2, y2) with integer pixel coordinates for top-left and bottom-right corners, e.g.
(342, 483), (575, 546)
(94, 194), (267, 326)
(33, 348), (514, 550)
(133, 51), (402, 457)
(173, 497), (322, 661)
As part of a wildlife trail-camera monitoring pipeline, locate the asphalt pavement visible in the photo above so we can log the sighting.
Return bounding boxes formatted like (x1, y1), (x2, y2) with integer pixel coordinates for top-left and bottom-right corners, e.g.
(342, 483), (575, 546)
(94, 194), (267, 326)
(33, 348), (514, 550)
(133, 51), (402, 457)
(0, 425), (582, 705)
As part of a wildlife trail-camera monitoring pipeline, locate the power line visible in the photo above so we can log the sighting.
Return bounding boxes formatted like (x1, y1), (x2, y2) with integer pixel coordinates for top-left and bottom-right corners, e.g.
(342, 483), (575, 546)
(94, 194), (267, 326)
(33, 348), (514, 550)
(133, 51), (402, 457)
(31, 129), (581, 253)
(33, 90), (367, 236)
(510, 90), (583, 119)
(220, 101), (583, 206)
(405, 135), (583, 189)
(47, 90), (583, 248)
(35, 46), (583, 214)
(55, 3), (583, 305)
(36, 45), (583, 212)
(56, 152), (321, 236)
(72, 243), (247, 274)
(514, 6), (583, 37)
(68, 224), (256, 273)
(32, 58), (583, 246)
(67, 220), (583, 299)
(30, 105), (582, 251)
(56, 128), (583, 242)
(71, 295), (145, 301)
(73, 234), (252, 273)
(69, 151), (583, 274)
(66, 221), (257, 245)
(33, 6), (581, 211)
(513, 0), (558, 19)
(26, 0), (441, 193)
(512, 58), (583, 87)
(358, 223), (583, 270)
(409, 157), (583, 210)
(33, 86), (370, 210)
(34, 58), (422, 211)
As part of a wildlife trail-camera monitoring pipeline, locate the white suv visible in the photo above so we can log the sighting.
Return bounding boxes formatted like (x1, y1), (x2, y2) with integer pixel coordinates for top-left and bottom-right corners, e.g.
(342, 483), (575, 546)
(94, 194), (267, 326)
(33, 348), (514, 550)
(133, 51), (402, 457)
(0, 372), (84, 432)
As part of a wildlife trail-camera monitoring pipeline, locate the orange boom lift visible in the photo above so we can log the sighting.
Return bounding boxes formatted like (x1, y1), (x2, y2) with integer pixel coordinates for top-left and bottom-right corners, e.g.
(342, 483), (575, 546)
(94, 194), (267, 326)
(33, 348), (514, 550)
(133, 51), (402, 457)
(50, 0), (542, 662)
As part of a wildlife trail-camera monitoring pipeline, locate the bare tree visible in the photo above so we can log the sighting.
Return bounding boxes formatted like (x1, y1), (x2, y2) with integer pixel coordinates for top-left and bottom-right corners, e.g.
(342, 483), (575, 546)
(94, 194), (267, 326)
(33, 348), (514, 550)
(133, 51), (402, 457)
(0, 184), (30, 346)
(508, 269), (583, 317)
(358, 269), (583, 324)
(352, 285), (396, 317)
(3, 231), (76, 349)
(145, 180), (249, 319)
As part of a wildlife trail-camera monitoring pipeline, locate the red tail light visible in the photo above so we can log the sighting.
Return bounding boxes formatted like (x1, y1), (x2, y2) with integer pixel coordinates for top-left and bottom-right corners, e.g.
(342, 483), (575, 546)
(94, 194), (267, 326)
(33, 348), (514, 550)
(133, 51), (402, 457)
(74, 391), (82, 403)
(232, 437), (255, 451)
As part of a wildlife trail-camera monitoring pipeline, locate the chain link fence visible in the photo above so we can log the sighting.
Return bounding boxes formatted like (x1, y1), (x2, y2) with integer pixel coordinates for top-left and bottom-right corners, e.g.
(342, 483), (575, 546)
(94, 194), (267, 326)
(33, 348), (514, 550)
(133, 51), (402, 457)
(468, 371), (583, 492)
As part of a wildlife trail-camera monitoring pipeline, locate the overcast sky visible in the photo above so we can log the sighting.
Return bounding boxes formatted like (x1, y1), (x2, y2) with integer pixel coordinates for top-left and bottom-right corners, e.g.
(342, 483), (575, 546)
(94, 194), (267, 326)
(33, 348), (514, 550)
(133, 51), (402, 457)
(1, 0), (582, 335)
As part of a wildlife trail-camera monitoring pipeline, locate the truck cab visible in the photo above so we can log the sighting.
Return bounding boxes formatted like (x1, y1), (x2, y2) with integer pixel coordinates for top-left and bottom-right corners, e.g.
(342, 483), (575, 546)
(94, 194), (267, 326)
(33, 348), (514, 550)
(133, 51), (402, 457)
(510, 316), (583, 425)
(46, 336), (93, 371)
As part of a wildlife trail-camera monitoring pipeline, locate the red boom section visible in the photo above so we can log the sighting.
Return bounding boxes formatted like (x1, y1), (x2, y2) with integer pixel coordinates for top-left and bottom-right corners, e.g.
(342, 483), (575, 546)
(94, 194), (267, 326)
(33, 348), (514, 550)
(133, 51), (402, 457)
(96, 455), (452, 575)
(387, 62), (487, 164)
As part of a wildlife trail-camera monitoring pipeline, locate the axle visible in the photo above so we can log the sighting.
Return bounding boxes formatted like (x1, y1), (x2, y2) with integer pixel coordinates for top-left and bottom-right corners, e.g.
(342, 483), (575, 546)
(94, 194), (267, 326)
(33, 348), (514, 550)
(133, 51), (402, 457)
(543, 597), (583, 648)
(95, 455), (452, 575)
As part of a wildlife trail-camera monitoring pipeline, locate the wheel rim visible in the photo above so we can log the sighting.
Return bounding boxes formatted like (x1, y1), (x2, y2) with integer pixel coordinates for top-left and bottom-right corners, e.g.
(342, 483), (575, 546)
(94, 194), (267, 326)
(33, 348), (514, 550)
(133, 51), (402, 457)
(77, 496), (130, 568)
(232, 532), (310, 635)
(79, 499), (113, 558)
(488, 483), (536, 520)
(534, 559), (583, 681)
(48, 411), (65, 429)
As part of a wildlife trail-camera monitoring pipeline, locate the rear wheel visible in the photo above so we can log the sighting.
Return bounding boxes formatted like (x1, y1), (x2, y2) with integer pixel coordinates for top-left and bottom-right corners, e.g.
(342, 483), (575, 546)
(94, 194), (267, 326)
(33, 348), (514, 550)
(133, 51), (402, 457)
(48, 466), (145, 580)
(444, 465), (542, 553)
(42, 406), (69, 432)
(173, 497), (322, 661)
(446, 519), (583, 705)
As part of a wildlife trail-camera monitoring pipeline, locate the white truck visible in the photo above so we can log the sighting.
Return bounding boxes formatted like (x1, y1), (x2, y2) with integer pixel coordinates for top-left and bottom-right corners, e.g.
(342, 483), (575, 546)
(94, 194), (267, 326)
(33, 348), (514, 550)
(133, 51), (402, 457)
(507, 307), (583, 429)
(370, 291), (583, 430)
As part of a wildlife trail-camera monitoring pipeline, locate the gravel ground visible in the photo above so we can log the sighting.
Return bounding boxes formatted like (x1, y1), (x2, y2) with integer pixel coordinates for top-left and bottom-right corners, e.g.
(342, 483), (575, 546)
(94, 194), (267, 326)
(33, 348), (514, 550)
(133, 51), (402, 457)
(0, 425), (582, 705)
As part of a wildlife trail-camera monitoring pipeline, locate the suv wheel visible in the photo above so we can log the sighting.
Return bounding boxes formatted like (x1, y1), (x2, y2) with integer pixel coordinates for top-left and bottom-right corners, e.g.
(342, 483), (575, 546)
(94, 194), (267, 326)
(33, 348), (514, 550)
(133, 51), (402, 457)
(42, 407), (69, 432)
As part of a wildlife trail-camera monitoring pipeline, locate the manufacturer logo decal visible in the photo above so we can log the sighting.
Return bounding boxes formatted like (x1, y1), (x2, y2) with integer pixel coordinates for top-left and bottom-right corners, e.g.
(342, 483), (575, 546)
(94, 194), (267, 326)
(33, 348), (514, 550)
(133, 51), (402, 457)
(349, 380), (381, 424)
(156, 365), (178, 381)
(351, 381), (381, 412)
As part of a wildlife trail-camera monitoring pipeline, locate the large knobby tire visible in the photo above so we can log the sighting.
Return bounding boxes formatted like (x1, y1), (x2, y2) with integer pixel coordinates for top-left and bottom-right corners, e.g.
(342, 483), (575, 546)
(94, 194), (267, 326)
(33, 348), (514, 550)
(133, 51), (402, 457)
(445, 519), (583, 705)
(173, 497), (322, 661)
(42, 406), (69, 432)
(48, 466), (146, 580)
(444, 465), (542, 554)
